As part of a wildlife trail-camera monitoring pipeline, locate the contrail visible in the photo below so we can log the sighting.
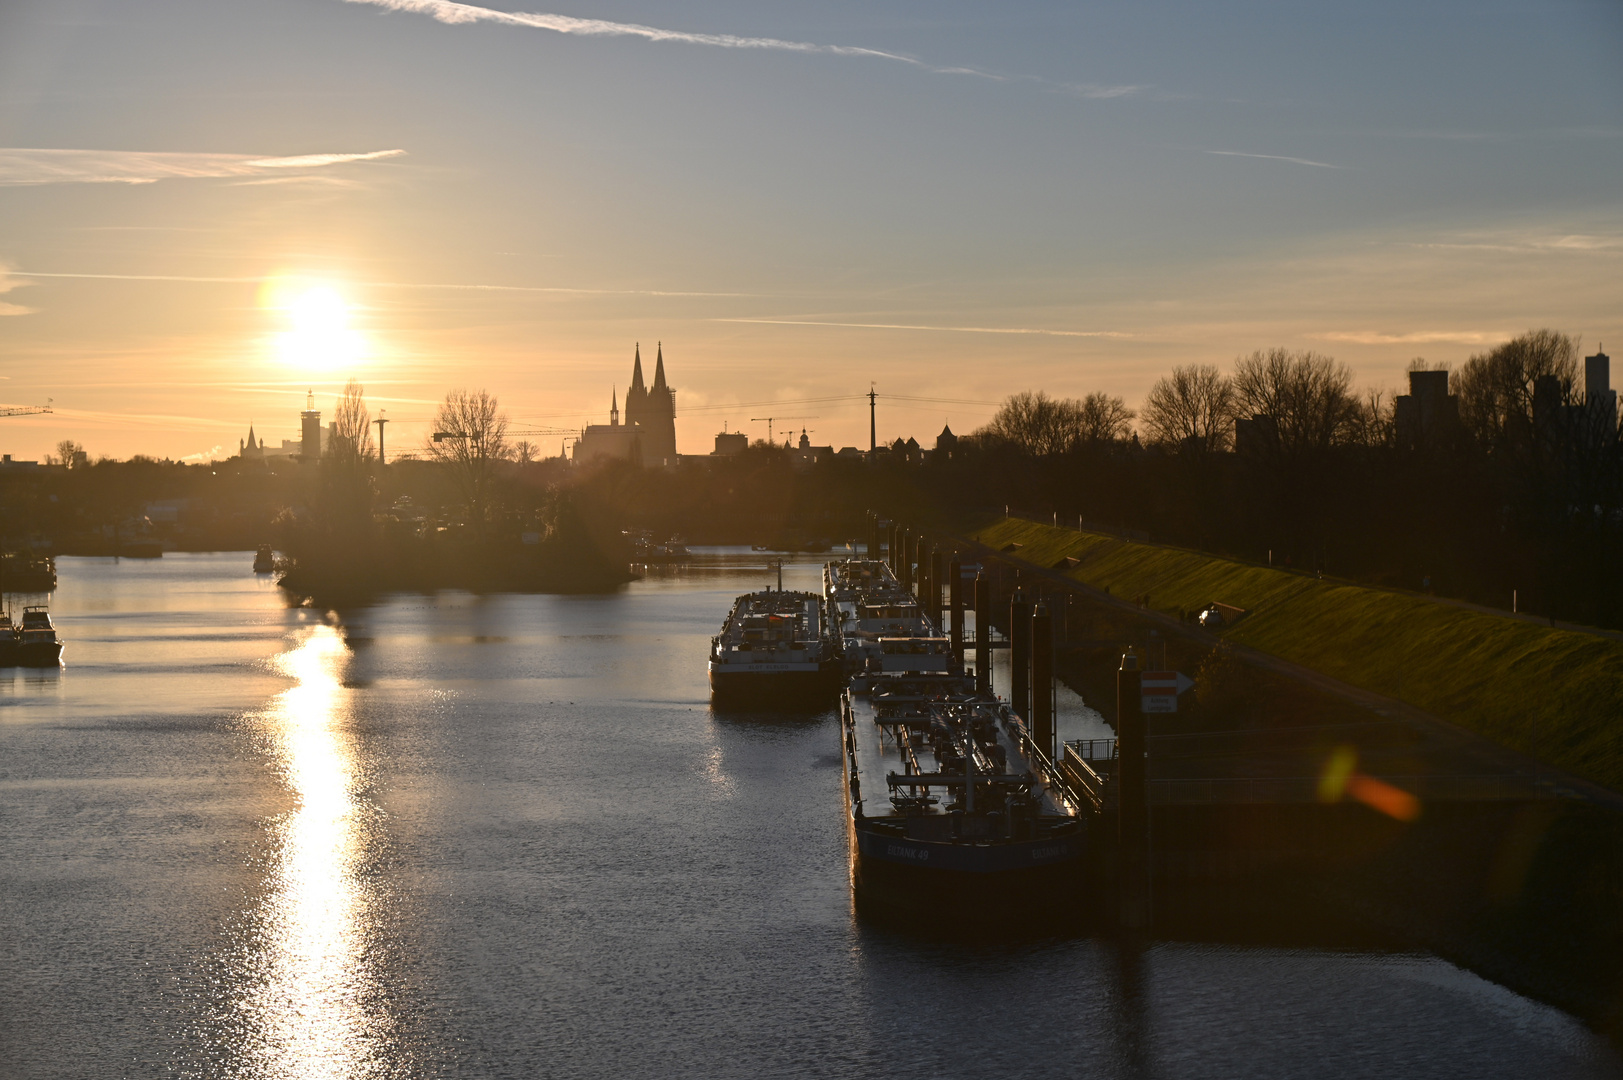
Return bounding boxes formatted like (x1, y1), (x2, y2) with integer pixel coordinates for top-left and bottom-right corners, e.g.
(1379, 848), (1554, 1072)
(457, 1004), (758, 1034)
(340, 0), (1141, 90)
(0, 148), (405, 186)
(1205, 150), (1342, 169)
(344, 0), (928, 64)
(714, 317), (1128, 338)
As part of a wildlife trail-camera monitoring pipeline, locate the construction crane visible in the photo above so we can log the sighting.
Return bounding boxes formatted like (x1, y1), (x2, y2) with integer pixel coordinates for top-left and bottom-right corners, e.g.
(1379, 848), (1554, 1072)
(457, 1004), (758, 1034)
(750, 415), (820, 445)
(0, 400), (52, 418)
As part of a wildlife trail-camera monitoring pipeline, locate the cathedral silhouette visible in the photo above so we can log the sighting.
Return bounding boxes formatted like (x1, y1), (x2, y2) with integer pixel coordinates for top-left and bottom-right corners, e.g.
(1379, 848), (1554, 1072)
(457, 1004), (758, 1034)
(574, 342), (678, 467)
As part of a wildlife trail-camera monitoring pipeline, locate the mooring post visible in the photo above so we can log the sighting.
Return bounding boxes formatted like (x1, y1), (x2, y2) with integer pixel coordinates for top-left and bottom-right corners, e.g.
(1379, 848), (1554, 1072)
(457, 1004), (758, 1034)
(949, 555), (965, 669)
(1031, 601), (1054, 763)
(928, 548), (945, 627)
(1009, 585), (1031, 720)
(974, 571), (992, 693)
(916, 535), (931, 605)
(1117, 647), (1149, 930)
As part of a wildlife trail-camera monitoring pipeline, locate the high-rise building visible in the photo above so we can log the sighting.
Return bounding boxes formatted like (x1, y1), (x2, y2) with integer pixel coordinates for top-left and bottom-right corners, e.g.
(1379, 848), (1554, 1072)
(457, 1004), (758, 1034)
(301, 390), (322, 461)
(1586, 347), (1616, 443)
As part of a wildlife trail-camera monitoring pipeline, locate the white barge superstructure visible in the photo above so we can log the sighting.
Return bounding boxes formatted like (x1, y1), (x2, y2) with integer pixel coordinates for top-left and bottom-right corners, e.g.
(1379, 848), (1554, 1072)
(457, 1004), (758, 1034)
(708, 588), (841, 705)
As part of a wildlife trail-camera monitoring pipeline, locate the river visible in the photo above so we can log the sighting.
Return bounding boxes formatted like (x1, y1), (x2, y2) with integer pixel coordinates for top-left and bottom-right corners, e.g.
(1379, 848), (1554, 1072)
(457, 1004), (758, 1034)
(1, 551), (1617, 1079)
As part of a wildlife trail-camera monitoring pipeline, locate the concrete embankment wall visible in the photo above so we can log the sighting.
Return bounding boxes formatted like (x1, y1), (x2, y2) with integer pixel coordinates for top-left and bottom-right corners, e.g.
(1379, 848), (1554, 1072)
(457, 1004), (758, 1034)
(970, 517), (1623, 794)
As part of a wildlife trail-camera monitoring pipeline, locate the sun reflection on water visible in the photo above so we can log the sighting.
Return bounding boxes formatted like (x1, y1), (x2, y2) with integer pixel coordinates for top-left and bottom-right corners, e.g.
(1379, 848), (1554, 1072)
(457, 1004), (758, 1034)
(246, 623), (388, 1079)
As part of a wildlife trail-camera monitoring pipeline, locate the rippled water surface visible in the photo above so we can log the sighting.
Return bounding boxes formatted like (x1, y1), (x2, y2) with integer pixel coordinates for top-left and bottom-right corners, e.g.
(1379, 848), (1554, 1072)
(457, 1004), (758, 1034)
(2, 552), (1617, 1079)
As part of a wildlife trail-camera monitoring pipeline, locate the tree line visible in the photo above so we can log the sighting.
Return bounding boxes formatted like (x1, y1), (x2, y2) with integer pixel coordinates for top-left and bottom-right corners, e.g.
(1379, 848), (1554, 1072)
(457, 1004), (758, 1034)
(947, 328), (1621, 629)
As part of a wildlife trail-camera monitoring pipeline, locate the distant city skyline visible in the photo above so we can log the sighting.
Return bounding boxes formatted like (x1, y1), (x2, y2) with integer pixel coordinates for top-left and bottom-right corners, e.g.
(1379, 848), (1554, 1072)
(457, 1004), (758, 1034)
(1, 0), (1619, 460)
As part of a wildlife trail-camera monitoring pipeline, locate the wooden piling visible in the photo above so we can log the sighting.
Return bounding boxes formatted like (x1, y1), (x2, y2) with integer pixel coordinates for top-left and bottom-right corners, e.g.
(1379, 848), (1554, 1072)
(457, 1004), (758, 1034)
(1118, 648), (1149, 929)
(949, 555), (965, 669)
(1031, 601), (1053, 762)
(1010, 585), (1031, 721)
(974, 571), (991, 693)
(929, 548), (945, 626)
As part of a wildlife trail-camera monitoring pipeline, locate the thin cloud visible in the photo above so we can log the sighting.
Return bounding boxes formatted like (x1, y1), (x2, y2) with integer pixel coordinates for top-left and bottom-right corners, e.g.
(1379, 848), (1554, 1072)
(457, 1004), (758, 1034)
(714, 317), (1128, 338)
(342, 0), (1144, 92)
(0, 265), (32, 315)
(10, 270), (752, 297)
(1316, 330), (1510, 346)
(0, 148), (405, 186)
(1206, 150), (1342, 169)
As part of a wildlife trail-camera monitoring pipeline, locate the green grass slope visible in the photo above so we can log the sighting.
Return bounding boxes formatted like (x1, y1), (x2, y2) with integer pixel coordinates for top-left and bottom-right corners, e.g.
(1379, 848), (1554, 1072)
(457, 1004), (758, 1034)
(971, 517), (1623, 792)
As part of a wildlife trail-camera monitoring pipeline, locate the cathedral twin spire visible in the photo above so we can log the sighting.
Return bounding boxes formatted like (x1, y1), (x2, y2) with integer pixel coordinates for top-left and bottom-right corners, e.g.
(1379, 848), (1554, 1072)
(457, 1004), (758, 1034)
(621, 341), (676, 464)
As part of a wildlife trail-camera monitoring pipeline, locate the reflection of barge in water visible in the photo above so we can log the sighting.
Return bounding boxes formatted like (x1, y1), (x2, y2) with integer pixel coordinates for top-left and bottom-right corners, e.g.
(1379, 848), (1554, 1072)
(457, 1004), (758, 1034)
(708, 588), (841, 705)
(841, 670), (1082, 918)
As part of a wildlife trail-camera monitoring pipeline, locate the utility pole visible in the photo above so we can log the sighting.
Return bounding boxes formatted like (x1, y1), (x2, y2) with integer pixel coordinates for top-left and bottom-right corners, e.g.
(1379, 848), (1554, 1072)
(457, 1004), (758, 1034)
(373, 410), (389, 465)
(868, 384), (877, 456)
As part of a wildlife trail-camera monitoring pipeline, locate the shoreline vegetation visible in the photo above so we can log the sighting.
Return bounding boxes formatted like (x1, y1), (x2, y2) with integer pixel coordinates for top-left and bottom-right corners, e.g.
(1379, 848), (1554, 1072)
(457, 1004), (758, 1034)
(276, 384), (636, 604)
(275, 527), (637, 603)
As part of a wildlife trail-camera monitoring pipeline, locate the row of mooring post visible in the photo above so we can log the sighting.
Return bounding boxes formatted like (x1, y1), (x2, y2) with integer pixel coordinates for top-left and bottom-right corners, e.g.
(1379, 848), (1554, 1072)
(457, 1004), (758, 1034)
(866, 518), (1152, 931)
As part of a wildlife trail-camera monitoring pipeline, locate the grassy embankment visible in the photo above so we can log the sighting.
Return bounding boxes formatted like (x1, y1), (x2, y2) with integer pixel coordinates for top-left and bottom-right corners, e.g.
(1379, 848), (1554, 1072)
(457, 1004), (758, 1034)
(971, 517), (1623, 793)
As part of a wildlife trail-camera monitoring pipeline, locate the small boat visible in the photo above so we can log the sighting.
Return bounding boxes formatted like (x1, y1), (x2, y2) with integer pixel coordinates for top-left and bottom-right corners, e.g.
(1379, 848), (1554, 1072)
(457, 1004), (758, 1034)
(16, 606), (63, 666)
(253, 546), (276, 573)
(0, 613), (18, 666)
(0, 552), (56, 592)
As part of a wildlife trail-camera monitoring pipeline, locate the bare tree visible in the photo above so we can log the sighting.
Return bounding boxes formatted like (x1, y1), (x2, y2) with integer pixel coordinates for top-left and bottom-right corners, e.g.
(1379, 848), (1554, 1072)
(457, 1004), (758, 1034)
(1232, 348), (1357, 455)
(1076, 392), (1134, 444)
(979, 390), (1135, 455)
(1141, 365), (1234, 451)
(511, 439), (538, 466)
(428, 388), (509, 527)
(1344, 388), (1396, 448)
(979, 391), (1076, 456)
(1453, 329), (1580, 444)
(329, 380), (372, 468)
(55, 439), (84, 468)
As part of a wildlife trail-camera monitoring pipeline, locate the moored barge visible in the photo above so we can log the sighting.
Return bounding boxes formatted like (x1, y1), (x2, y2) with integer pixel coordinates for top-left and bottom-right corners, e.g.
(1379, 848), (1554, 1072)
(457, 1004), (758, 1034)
(708, 588), (841, 705)
(841, 669), (1083, 921)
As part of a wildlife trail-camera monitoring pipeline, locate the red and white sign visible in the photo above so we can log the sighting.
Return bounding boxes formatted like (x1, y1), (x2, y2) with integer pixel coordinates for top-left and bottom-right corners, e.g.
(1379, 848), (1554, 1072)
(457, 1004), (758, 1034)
(1140, 670), (1194, 713)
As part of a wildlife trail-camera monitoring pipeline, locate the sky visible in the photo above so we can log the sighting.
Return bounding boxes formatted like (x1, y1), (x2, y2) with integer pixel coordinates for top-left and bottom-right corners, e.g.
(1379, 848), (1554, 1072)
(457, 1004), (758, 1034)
(1, 0), (1620, 461)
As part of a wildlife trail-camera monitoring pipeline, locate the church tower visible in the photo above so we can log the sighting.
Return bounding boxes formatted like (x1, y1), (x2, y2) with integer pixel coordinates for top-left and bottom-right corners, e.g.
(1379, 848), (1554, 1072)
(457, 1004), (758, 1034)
(624, 344), (649, 431)
(644, 342), (678, 466)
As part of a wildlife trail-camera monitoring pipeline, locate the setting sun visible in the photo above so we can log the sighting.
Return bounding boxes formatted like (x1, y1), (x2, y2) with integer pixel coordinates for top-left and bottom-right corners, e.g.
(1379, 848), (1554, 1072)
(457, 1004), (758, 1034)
(260, 278), (366, 372)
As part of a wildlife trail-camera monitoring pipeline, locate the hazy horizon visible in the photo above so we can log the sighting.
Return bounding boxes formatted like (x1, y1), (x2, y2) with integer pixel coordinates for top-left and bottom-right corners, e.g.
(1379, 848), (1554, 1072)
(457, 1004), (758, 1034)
(2, 0), (1620, 461)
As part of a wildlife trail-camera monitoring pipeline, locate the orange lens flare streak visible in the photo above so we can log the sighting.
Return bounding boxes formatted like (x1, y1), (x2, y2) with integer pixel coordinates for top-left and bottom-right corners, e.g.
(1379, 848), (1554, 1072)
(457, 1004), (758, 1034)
(1318, 744), (1421, 822)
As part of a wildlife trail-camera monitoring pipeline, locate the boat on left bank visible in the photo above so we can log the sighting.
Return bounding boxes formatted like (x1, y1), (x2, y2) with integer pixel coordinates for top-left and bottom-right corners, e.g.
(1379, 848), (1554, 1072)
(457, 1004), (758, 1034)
(10, 606), (63, 667)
